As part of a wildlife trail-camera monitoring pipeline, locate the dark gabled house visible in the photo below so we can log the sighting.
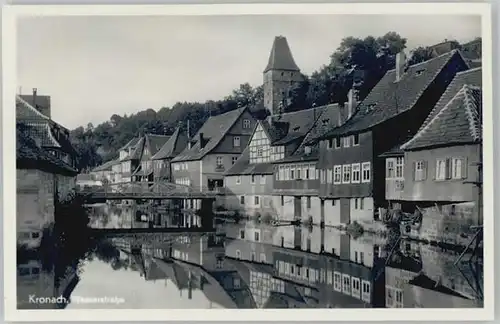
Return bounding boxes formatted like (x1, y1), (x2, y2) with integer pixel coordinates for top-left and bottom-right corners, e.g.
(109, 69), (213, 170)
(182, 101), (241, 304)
(270, 103), (348, 226)
(315, 49), (470, 227)
(119, 137), (144, 183)
(132, 133), (171, 183)
(223, 106), (330, 219)
(383, 67), (482, 245)
(150, 127), (189, 183)
(16, 90), (77, 170)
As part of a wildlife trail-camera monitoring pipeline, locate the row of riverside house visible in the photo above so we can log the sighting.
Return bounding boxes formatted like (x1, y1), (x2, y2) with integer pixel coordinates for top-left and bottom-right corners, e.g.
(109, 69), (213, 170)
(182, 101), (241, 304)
(172, 35), (482, 246)
(16, 88), (79, 249)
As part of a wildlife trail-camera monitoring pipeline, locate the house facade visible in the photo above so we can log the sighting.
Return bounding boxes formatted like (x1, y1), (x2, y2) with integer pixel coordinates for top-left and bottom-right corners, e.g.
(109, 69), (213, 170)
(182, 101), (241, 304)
(16, 90), (79, 202)
(383, 67), (482, 245)
(316, 50), (470, 228)
(171, 107), (256, 210)
(16, 124), (78, 249)
(118, 137), (142, 184)
(151, 127), (189, 183)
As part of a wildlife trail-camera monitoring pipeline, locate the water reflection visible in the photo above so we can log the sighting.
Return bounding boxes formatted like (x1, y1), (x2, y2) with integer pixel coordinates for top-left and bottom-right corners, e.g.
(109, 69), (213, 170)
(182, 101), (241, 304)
(17, 204), (483, 309)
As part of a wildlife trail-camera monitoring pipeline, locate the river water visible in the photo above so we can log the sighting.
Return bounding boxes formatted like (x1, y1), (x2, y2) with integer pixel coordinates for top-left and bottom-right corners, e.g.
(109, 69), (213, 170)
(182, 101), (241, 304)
(17, 202), (483, 309)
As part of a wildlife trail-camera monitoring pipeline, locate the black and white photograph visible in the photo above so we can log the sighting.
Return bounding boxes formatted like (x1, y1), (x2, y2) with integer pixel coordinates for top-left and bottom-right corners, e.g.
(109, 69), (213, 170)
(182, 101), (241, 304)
(3, 2), (494, 322)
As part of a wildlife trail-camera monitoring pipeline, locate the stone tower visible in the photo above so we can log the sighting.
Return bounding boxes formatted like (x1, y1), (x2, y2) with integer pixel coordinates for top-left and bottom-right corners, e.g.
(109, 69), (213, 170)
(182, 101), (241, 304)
(263, 36), (304, 118)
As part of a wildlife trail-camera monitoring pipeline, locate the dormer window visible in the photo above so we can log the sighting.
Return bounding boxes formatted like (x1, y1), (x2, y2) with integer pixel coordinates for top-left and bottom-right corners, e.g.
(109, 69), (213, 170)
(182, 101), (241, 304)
(322, 118), (330, 125)
(304, 146), (312, 155)
(293, 126), (300, 132)
(243, 119), (251, 129)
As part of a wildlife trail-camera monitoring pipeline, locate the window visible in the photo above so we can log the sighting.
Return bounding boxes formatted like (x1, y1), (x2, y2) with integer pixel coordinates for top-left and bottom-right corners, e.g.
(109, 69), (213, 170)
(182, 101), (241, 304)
(243, 119), (251, 129)
(342, 165), (351, 183)
(342, 274), (351, 294)
(251, 252), (256, 262)
(216, 156), (223, 167)
(334, 272), (342, 291)
(240, 196), (245, 205)
(386, 159), (395, 179)
(216, 259), (224, 269)
(353, 134), (360, 146)
(257, 147), (263, 157)
(251, 175), (256, 184)
(362, 162), (371, 183)
(335, 137), (341, 149)
(254, 231), (260, 241)
(332, 199), (337, 206)
(254, 196), (260, 206)
(260, 175), (266, 184)
(304, 146), (311, 155)
(333, 166), (342, 184)
(327, 139), (333, 149)
(415, 161), (426, 181)
(320, 169), (326, 184)
(296, 167), (301, 179)
(360, 252), (364, 264)
(232, 156), (238, 165)
(305, 168), (310, 179)
(395, 157), (404, 178)
(327, 169), (333, 183)
(351, 163), (361, 183)
(233, 136), (241, 147)
(307, 196), (311, 209)
(290, 167), (295, 180)
(281, 196), (285, 206)
(174, 164), (180, 171)
(360, 198), (364, 210)
(436, 159), (446, 180)
(452, 157), (464, 179)
(236, 176), (241, 184)
(343, 136), (351, 148)
(240, 230), (245, 239)
(352, 277), (361, 298)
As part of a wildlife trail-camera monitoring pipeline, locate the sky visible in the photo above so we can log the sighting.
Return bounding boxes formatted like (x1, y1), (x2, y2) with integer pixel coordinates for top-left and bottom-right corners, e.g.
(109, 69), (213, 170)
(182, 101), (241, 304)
(17, 14), (481, 129)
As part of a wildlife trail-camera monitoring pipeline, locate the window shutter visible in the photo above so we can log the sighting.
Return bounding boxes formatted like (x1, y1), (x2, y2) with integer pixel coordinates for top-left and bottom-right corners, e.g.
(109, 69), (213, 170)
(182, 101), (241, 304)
(461, 157), (468, 179)
(412, 162), (416, 181)
(423, 161), (428, 180)
(445, 158), (451, 179)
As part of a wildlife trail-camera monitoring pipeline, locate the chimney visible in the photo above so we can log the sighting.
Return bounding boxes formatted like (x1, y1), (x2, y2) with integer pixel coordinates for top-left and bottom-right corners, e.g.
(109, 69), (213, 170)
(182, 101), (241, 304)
(198, 133), (205, 149)
(347, 89), (358, 119)
(32, 88), (37, 107)
(395, 51), (407, 82)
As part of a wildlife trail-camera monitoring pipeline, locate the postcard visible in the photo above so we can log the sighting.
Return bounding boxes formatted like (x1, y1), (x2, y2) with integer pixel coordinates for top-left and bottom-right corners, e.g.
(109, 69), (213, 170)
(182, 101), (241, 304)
(3, 2), (494, 321)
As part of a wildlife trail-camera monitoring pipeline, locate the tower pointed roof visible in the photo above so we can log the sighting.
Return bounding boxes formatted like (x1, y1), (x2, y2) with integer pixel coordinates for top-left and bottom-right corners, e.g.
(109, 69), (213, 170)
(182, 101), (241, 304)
(263, 36), (300, 73)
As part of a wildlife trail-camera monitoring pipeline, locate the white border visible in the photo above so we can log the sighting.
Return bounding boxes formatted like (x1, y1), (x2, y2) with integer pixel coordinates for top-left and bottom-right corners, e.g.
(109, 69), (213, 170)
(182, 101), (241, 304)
(2, 2), (494, 322)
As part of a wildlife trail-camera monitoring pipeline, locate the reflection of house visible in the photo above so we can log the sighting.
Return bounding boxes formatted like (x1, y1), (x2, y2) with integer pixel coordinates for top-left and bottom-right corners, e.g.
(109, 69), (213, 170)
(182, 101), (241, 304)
(385, 240), (481, 308)
(17, 124), (78, 248)
(271, 245), (385, 308)
(17, 259), (78, 309)
(384, 67), (482, 245)
(316, 50), (469, 227)
(224, 222), (276, 262)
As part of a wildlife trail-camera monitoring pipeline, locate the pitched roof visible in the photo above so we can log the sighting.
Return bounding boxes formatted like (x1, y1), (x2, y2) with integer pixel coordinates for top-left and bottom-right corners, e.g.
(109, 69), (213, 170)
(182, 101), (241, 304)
(119, 137), (140, 152)
(122, 137), (145, 161)
(224, 147), (274, 176)
(400, 84), (481, 150)
(153, 258), (190, 289)
(19, 94), (51, 118)
(263, 36), (300, 73)
(172, 107), (248, 162)
(145, 259), (168, 281)
(16, 96), (50, 121)
(23, 122), (61, 148)
(262, 106), (326, 145)
(322, 50), (466, 137)
(16, 123), (77, 176)
(276, 103), (346, 163)
(151, 127), (187, 160)
(145, 134), (171, 157)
